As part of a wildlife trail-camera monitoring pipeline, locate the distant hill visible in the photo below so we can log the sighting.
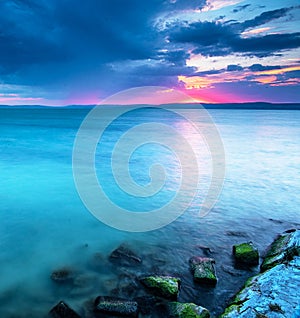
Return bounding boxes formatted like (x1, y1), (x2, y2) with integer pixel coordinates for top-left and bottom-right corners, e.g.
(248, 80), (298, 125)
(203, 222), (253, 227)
(0, 102), (300, 110)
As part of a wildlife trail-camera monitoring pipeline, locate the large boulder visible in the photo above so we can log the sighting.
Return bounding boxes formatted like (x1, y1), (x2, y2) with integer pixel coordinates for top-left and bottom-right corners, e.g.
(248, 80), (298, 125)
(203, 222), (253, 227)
(168, 302), (210, 318)
(189, 257), (217, 286)
(221, 229), (300, 318)
(140, 275), (180, 300)
(109, 244), (142, 266)
(94, 296), (138, 317)
(233, 242), (259, 266)
(49, 301), (81, 318)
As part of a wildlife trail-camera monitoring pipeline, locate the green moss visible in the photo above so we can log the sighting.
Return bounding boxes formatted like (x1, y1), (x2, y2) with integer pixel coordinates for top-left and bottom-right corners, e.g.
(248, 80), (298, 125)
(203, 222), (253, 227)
(169, 302), (210, 318)
(267, 234), (290, 256)
(244, 276), (254, 288)
(261, 233), (292, 271)
(141, 276), (180, 299)
(191, 259), (217, 285)
(220, 304), (241, 317)
(233, 242), (259, 265)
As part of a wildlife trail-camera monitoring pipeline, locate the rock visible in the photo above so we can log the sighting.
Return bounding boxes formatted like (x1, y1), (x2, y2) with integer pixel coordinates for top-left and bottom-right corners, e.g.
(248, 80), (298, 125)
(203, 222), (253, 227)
(109, 244), (142, 266)
(168, 302), (210, 318)
(94, 296), (138, 317)
(221, 229), (300, 318)
(261, 229), (300, 272)
(49, 301), (81, 318)
(140, 275), (180, 300)
(51, 267), (76, 283)
(226, 231), (248, 237)
(233, 242), (259, 265)
(189, 257), (217, 286)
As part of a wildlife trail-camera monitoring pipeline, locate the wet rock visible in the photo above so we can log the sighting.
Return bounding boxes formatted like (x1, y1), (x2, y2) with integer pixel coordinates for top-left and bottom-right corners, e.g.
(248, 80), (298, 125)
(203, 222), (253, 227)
(233, 242), (259, 266)
(226, 231), (248, 237)
(221, 230), (300, 318)
(168, 302), (210, 318)
(221, 257), (300, 317)
(261, 229), (300, 272)
(94, 296), (138, 317)
(140, 275), (180, 300)
(189, 257), (217, 286)
(49, 301), (81, 318)
(51, 267), (76, 283)
(109, 244), (142, 267)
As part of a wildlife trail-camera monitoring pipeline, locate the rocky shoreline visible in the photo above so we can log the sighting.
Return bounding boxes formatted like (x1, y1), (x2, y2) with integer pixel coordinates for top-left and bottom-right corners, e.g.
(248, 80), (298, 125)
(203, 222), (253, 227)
(47, 229), (300, 318)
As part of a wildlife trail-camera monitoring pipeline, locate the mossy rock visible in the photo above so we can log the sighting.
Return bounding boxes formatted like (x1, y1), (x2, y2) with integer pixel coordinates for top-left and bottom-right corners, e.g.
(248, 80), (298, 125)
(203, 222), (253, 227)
(140, 276), (180, 300)
(261, 230), (300, 272)
(168, 302), (210, 318)
(233, 242), (259, 265)
(189, 257), (217, 286)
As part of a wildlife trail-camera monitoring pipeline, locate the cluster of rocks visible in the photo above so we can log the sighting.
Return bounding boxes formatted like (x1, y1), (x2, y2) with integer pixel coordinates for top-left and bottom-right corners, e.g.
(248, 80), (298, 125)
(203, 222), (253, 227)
(221, 229), (300, 318)
(48, 230), (300, 317)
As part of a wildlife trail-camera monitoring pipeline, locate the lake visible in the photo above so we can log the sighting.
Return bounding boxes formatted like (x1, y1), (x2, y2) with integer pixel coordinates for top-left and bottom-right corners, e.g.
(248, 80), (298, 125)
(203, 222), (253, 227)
(0, 106), (299, 317)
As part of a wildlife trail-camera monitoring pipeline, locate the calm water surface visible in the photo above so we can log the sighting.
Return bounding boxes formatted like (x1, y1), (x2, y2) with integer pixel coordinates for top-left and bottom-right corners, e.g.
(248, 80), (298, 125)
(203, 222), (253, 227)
(0, 107), (299, 317)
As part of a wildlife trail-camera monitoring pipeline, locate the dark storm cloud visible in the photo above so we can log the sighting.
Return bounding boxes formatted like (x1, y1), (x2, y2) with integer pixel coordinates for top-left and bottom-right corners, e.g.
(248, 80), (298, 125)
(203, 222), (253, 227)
(0, 0), (209, 93)
(169, 6), (300, 57)
(240, 6), (296, 30)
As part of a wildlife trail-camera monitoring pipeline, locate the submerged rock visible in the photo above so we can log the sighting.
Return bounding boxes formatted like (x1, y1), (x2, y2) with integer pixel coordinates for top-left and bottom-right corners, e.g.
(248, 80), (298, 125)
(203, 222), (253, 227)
(140, 275), (181, 300)
(109, 244), (142, 266)
(261, 229), (300, 272)
(168, 302), (210, 318)
(233, 242), (259, 266)
(51, 267), (76, 283)
(221, 229), (300, 318)
(189, 257), (217, 286)
(94, 296), (138, 317)
(49, 301), (81, 318)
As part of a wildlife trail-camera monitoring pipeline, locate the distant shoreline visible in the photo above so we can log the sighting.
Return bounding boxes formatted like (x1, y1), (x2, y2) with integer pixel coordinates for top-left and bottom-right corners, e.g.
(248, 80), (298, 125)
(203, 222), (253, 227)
(0, 102), (300, 110)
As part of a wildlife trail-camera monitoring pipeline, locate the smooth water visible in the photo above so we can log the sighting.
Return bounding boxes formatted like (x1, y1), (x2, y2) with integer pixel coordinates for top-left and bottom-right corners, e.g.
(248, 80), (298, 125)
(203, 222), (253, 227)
(0, 107), (299, 317)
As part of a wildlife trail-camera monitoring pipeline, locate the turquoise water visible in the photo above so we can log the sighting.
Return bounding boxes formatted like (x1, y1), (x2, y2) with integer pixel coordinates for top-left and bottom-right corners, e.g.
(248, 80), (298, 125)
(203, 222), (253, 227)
(0, 107), (299, 317)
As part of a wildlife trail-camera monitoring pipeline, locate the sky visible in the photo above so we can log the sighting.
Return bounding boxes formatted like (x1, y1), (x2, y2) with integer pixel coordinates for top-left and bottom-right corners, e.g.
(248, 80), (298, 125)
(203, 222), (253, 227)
(0, 0), (300, 105)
